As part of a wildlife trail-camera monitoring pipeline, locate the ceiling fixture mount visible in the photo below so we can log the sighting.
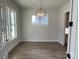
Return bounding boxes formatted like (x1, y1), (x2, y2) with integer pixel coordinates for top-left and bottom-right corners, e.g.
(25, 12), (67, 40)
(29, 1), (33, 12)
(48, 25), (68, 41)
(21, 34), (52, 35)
(36, 0), (46, 17)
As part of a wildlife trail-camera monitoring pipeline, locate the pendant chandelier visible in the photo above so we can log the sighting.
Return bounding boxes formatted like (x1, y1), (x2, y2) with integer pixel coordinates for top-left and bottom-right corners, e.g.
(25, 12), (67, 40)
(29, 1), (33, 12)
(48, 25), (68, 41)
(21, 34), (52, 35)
(36, 0), (46, 17)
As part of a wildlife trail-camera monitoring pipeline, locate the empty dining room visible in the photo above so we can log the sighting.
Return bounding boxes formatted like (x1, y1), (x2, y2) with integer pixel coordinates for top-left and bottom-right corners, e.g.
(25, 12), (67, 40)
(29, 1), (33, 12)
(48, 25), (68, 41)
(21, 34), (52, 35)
(0, 0), (78, 59)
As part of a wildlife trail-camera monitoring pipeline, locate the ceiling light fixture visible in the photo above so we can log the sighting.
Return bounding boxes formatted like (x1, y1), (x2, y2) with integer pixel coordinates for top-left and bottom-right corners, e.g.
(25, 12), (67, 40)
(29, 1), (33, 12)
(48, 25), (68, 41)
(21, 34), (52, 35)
(36, 0), (46, 17)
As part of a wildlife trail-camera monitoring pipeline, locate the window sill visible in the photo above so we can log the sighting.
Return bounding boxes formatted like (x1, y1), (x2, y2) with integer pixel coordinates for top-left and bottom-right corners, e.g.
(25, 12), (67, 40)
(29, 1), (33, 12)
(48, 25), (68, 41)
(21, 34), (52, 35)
(6, 37), (17, 44)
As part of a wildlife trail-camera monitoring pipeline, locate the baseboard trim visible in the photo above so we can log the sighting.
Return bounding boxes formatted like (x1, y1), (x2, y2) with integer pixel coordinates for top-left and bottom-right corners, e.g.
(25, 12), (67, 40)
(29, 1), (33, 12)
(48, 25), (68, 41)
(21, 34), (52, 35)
(20, 40), (58, 42)
(58, 41), (64, 46)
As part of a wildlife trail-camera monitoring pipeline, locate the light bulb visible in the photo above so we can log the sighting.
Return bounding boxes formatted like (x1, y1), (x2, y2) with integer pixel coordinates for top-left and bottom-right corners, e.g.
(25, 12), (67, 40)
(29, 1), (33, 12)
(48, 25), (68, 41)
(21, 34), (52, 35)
(41, 13), (44, 16)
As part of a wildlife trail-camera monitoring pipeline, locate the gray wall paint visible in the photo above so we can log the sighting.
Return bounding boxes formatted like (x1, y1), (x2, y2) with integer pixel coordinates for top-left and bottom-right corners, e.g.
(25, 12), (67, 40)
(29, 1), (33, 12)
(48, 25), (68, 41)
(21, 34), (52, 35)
(59, 2), (70, 45)
(21, 8), (60, 42)
(20, 1), (70, 45)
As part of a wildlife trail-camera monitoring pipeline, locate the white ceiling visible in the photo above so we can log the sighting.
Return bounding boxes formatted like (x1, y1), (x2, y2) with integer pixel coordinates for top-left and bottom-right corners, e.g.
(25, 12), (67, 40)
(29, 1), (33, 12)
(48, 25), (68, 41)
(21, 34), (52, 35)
(13, 0), (69, 8)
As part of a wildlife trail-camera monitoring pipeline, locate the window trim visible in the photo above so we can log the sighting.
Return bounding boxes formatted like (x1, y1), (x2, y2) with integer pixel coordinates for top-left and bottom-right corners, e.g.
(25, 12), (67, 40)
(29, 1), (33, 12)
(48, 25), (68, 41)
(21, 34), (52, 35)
(6, 7), (17, 40)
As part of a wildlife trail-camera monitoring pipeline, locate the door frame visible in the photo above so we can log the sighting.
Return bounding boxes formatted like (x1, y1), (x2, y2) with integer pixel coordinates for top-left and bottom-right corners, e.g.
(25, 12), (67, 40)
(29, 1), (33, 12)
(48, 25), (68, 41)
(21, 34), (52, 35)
(67, 0), (78, 59)
(63, 11), (69, 47)
(67, 0), (73, 54)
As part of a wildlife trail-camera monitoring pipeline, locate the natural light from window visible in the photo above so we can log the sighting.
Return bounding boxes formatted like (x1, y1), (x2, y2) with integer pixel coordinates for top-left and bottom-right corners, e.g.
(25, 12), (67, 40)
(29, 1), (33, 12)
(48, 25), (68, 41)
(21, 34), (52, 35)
(32, 15), (48, 25)
(6, 7), (17, 40)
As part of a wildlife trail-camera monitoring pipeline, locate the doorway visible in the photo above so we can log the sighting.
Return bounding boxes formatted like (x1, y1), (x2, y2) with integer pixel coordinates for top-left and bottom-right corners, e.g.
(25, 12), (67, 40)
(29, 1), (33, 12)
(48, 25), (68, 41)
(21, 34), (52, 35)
(64, 12), (69, 49)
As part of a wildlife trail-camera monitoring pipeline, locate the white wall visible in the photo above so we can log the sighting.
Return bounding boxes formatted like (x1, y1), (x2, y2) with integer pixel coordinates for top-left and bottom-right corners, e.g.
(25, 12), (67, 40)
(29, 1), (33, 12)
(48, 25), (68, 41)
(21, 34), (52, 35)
(21, 8), (60, 42)
(20, 1), (70, 45)
(58, 1), (70, 45)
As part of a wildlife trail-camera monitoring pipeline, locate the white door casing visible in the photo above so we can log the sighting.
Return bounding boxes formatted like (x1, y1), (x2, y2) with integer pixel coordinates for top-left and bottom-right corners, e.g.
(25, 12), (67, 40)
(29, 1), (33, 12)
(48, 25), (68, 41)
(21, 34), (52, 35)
(67, 0), (78, 59)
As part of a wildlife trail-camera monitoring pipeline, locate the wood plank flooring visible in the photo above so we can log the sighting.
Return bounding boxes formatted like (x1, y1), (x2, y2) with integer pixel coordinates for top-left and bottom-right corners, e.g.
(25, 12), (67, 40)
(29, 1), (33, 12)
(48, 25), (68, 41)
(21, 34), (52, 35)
(8, 42), (66, 59)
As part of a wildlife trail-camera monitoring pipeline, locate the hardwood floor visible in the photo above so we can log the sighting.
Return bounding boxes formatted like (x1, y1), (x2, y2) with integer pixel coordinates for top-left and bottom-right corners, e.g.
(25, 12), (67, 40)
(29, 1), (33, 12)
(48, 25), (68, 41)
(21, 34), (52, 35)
(8, 42), (66, 59)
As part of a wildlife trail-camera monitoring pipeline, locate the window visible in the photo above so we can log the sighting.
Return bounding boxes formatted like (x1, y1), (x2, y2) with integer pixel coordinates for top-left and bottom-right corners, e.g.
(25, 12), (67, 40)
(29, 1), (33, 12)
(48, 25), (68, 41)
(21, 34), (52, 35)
(32, 15), (48, 25)
(6, 7), (17, 40)
(0, 5), (5, 30)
